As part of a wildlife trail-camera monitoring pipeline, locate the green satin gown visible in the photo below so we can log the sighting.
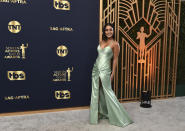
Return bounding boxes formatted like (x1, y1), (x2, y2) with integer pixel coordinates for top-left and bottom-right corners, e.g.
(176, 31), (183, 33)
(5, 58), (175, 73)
(89, 42), (133, 127)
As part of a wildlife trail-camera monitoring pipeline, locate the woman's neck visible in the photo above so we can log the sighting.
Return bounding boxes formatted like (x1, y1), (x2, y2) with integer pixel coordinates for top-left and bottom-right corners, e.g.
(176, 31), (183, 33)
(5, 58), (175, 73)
(106, 38), (113, 42)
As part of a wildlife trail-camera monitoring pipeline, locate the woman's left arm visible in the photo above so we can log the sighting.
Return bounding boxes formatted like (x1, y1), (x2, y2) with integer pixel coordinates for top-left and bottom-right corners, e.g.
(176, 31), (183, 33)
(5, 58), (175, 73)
(111, 42), (120, 81)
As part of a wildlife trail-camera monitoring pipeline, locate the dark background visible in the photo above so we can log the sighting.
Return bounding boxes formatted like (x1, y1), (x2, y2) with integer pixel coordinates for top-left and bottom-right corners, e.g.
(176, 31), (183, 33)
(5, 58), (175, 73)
(0, 1), (100, 113)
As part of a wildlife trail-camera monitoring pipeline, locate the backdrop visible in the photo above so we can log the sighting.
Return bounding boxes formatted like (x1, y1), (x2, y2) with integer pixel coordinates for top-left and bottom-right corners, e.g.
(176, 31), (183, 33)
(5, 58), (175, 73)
(100, 0), (184, 101)
(0, 0), (99, 113)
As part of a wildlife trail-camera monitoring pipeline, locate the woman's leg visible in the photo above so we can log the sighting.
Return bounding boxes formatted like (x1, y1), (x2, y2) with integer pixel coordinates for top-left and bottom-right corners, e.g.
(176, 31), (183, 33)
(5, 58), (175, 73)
(98, 77), (108, 119)
(99, 73), (133, 127)
(89, 66), (100, 124)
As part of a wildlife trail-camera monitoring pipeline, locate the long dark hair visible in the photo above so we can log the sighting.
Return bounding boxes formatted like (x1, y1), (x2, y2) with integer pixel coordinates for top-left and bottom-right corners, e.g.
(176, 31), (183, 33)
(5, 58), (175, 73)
(102, 23), (115, 41)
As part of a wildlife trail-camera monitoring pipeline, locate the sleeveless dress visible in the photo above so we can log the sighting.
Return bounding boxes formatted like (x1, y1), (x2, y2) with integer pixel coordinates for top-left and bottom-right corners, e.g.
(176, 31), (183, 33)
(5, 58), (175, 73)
(89, 42), (133, 127)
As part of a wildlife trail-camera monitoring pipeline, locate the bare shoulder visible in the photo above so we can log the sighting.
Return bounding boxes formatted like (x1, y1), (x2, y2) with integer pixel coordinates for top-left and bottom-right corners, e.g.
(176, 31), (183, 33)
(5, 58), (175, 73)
(99, 41), (104, 45)
(113, 41), (120, 48)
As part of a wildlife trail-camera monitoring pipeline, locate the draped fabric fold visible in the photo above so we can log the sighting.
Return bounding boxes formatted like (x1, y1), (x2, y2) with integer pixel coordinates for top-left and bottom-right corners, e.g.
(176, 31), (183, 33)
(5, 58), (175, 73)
(89, 44), (133, 127)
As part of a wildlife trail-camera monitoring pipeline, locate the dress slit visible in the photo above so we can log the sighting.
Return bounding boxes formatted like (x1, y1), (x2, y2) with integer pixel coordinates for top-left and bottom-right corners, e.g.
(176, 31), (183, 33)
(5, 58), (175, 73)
(98, 75), (109, 119)
(90, 42), (133, 127)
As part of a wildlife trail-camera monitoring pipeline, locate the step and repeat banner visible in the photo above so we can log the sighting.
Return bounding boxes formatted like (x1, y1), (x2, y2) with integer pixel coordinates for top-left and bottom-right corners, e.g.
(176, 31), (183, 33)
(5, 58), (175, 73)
(0, 0), (99, 113)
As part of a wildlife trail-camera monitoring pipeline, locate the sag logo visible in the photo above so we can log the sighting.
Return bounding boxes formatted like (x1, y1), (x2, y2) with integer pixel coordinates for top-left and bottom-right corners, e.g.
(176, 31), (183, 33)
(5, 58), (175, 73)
(8, 20), (21, 33)
(7, 71), (26, 80)
(20, 44), (28, 59)
(55, 90), (71, 99)
(54, 0), (70, 10)
(56, 45), (68, 57)
(53, 67), (74, 82)
(4, 43), (28, 59)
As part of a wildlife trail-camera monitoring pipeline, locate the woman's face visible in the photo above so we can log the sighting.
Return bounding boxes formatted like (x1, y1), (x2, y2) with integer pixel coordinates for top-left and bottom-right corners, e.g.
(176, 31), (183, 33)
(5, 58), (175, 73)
(140, 27), (144, 32)
(105, 25), (114, 39)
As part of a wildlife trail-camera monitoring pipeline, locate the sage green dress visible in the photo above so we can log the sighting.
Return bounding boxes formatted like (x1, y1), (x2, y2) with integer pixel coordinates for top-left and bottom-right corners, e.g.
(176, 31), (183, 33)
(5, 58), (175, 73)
(89, 42), (133, 127)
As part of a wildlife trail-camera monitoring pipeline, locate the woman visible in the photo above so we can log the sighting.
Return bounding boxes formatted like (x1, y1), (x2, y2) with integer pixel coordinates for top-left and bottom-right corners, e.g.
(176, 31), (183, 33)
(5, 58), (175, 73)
(89, 23), (133, 127)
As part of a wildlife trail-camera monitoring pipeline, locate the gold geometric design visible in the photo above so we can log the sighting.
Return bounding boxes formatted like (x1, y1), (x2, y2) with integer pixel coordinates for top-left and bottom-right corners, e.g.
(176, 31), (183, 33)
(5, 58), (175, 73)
(100, 0), (181, 101)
